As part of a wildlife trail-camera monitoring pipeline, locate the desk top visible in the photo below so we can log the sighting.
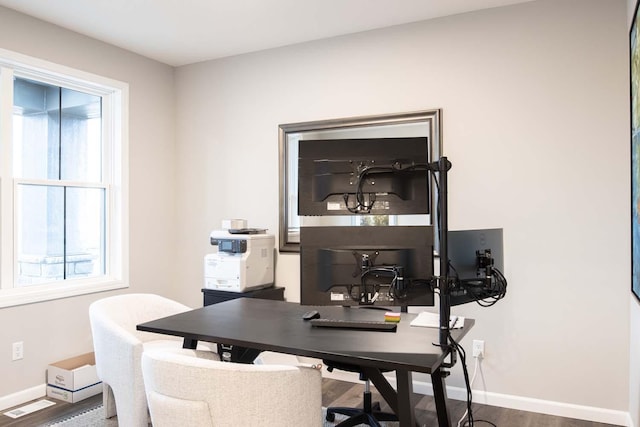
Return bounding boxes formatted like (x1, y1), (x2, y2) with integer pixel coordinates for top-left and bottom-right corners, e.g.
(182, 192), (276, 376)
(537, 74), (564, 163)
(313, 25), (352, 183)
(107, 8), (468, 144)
(137, 298), (474, 373)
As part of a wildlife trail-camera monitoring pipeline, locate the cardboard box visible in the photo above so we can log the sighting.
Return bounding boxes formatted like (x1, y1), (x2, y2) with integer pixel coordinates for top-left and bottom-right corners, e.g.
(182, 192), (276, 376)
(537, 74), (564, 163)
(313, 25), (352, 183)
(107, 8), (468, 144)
(46, 352), (101, 403)
(46, 382), (102, 403)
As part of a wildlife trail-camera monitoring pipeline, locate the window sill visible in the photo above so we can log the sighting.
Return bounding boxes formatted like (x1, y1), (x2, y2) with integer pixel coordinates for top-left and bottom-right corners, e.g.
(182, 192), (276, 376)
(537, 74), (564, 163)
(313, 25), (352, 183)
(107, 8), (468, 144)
(0, 278), (128, 308)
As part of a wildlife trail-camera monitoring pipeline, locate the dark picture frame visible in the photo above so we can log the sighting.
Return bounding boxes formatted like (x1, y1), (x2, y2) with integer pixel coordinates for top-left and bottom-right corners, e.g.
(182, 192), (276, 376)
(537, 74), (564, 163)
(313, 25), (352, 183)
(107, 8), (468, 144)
(278, 110), (441, 252)
(631, 0), (640, 302)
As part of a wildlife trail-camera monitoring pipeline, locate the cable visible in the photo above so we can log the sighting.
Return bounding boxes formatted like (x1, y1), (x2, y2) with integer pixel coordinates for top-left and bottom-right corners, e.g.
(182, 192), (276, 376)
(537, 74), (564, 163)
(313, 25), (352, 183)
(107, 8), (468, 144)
(463, 421), (498, 426)
(447, 261), (507, 307)
(345, 162), (432, 213)
(457, 355), (480, 427)
(355, 265), (401, 303)
(448, 332), (473, 426)
(449, 333), (499, 427)
(467, 268), (507, 307)
(430, 168), (442, 245)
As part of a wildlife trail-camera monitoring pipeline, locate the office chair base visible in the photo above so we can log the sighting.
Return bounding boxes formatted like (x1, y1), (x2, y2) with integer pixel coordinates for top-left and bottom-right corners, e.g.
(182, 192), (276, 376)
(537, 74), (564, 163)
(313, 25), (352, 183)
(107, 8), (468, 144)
(323, 363), (398, 427)
(326, 405), (398, 427)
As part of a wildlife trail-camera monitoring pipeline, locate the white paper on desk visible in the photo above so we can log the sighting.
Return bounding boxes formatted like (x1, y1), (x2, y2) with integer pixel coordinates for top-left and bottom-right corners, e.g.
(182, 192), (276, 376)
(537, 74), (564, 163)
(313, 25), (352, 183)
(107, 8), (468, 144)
(410, 311), (465, 329)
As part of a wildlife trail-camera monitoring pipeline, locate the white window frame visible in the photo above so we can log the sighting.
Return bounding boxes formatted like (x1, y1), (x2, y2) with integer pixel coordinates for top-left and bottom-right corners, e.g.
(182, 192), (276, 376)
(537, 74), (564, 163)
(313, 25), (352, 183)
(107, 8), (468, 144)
(0, 48), (129, 307)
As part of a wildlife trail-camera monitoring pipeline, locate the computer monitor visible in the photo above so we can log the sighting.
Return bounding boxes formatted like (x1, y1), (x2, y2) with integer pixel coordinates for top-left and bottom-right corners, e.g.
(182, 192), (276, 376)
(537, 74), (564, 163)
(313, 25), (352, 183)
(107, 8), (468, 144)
(300, 225), (435, 308)
(447, 228), (506, 306)
(298, 137), (430, 216)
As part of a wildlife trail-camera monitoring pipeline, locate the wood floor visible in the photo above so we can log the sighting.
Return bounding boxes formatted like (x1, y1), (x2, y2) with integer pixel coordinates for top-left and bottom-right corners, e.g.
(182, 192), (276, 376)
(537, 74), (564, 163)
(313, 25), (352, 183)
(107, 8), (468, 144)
(0, 378), (624, 427)
(321, 379), (622, 427)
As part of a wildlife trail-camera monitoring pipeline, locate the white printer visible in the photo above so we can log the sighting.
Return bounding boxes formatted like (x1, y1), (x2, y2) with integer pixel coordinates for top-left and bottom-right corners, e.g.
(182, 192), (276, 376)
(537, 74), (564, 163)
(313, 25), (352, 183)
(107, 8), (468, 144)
(204, 229), (275, 292)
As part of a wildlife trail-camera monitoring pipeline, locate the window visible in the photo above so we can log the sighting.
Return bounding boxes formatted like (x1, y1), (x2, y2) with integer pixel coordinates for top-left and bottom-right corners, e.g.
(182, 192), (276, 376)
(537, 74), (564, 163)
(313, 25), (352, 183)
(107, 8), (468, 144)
(0, 49), (129, 307)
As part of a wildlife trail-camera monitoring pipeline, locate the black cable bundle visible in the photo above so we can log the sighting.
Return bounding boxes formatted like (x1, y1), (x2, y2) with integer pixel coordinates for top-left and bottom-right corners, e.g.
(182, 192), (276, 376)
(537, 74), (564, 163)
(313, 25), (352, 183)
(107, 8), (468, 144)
(352, 266), (402, 303)
(449, 332), (499, 427)
(462, 268), (507, 307)
(343, 162), (431, 213)
(448, 262), (508, 308)
(448, 332), (474, 426)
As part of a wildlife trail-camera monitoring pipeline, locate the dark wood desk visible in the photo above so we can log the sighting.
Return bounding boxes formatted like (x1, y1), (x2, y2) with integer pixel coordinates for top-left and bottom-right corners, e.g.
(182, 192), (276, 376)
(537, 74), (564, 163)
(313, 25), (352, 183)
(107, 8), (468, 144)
(137, 298), (474, 427)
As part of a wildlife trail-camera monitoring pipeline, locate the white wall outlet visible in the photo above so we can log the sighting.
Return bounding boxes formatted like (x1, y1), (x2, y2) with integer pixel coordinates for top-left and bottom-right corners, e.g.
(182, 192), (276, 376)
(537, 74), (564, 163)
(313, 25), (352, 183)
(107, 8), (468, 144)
(12, 341), (23, 361)
(472, 339), (485, 358)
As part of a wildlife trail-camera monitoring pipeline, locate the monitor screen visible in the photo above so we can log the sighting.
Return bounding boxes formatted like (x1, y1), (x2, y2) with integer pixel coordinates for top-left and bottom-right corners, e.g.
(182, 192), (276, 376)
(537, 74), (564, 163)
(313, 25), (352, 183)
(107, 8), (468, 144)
(447, 228), (506, 306)
(300, 225), (435, 308)
(298, 137), (430, 216)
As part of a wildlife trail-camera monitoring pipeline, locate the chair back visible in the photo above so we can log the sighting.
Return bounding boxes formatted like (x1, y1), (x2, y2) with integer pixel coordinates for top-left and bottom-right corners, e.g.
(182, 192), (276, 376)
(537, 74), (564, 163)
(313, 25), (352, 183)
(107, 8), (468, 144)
(89, 293), (196, 427)
(90, 293), (191, 345)
(142, 348), (323, 427)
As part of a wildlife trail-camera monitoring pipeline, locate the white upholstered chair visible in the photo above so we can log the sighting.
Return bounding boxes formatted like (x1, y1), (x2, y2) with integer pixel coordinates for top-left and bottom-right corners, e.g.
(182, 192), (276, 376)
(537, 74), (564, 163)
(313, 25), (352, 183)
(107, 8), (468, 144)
(141, 348), (323, 427)
(89, 293), (218, 427)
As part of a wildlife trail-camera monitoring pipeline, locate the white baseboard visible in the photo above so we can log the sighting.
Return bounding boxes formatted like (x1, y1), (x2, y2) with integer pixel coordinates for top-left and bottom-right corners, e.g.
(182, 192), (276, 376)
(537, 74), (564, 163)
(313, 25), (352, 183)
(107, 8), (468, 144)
(411, 379), (633, 427)
(321, 370), (632, 427)
(1, 374), (633, 427)
(0, 383), (46, 412)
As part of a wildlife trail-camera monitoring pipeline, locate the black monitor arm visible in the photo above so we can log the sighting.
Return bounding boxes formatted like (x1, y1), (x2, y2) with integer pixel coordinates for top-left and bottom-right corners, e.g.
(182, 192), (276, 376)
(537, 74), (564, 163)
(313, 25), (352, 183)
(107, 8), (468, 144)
(354, 156), (453, 347)
(427, 157), (453, 348)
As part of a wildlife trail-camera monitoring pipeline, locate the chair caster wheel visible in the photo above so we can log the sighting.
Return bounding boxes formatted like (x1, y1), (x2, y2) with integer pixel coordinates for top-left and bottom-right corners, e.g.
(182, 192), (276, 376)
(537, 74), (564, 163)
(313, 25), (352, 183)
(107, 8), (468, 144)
(326, 411), (335, 422)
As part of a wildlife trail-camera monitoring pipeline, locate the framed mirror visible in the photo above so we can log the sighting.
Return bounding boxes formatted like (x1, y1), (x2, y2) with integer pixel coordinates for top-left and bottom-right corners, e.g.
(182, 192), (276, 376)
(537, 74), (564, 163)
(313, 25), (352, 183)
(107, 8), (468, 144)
(278, 109), (442, 252)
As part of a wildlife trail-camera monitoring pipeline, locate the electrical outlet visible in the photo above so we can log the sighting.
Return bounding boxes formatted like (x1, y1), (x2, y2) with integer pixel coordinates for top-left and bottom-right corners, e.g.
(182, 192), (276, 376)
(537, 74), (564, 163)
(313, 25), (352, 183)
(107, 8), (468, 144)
(12, 341), (23, 361)
(472, 339), (484, 358)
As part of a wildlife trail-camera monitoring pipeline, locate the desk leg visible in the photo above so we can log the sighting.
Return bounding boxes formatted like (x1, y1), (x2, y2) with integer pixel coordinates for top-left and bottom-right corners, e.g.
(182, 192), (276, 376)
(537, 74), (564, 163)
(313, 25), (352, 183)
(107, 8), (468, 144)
(231, 346), (262, 363)
(395, 370), (418, 427)
(431, 368), (452, 427)
(182, 338), (198, 349)
(216, 344), (262, 363)
(362, 367), (417, 427)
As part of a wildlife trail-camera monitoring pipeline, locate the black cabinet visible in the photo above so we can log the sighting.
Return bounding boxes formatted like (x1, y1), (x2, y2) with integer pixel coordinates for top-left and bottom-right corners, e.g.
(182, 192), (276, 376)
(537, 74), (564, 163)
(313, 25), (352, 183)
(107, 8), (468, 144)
(202, 286), (285, 306)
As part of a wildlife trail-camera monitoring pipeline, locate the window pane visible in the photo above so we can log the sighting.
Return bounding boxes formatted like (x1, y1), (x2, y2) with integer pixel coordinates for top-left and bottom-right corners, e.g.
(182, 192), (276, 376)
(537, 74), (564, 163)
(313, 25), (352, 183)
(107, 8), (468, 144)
(13, 78), (60, 180)
(13, 78), (102, 182)
(61, 88), (102, 182)
(16, 184), (105, 286)
(16, 184), (64, 285)
(66, 187), (105, 279)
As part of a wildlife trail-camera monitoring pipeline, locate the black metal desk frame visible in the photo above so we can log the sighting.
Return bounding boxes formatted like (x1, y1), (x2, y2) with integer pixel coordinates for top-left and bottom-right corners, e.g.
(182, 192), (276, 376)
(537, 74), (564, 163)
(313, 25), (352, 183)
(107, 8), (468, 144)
(138, 298), (473, 427)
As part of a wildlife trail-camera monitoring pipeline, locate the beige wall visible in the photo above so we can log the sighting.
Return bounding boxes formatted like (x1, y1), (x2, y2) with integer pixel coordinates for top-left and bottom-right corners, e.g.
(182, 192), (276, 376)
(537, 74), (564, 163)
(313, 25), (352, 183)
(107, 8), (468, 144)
(0, 0), (634, 422)
(174, 0), (630, 417)
(0, 7), (179, 399)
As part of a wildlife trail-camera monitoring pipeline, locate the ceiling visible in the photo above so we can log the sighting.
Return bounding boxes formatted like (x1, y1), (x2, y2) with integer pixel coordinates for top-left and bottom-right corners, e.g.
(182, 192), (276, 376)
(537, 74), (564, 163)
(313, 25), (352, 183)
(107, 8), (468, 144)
(0, 0), (534, 67)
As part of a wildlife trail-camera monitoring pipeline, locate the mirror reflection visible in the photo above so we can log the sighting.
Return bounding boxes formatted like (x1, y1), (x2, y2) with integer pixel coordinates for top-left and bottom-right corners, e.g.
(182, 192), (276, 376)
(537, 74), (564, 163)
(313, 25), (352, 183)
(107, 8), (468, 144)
(278, 110), (441, 252)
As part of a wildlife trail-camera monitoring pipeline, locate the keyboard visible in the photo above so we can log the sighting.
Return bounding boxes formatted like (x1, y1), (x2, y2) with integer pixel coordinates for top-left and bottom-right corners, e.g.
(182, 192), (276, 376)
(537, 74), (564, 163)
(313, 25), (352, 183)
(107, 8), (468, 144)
(309, 318), (397, 332)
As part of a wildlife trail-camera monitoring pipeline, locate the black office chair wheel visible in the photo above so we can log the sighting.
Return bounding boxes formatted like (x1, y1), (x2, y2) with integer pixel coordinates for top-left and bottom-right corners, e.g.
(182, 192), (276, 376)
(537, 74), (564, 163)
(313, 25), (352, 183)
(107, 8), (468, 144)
(323, 360), (398, 427)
